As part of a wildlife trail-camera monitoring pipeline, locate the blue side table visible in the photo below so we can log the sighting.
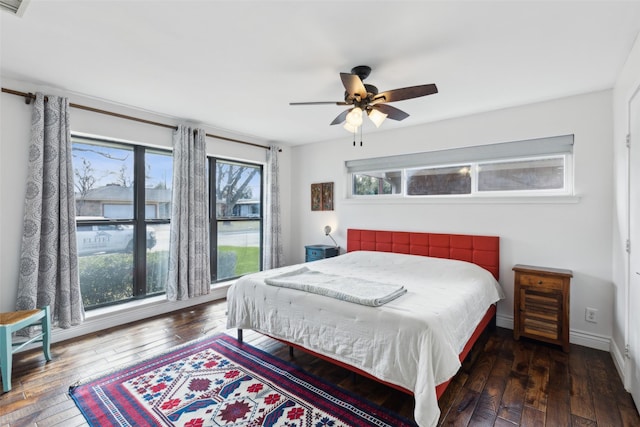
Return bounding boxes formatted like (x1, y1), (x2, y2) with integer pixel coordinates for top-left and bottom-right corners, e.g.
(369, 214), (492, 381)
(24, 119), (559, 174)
(305, 245), (339, 262)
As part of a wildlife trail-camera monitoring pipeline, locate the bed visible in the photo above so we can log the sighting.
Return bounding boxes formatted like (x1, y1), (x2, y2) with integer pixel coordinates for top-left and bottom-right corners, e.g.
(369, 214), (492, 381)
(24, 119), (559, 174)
(226, 229), (504, 427)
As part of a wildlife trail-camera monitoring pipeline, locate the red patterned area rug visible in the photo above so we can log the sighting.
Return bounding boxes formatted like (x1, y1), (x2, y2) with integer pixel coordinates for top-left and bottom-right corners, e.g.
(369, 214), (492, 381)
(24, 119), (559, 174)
(69, 333), (416, 427)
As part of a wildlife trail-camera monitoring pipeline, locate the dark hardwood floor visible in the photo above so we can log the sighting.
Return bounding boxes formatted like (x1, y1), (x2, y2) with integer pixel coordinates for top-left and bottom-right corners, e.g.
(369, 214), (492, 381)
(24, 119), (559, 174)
(1, 299), (638, 426)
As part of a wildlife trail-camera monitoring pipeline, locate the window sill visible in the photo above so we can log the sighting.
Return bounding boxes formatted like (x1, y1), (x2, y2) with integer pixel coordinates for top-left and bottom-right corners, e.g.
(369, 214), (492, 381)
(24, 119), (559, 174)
(85, 294), (166, 319)
(343, 195), (581, 205)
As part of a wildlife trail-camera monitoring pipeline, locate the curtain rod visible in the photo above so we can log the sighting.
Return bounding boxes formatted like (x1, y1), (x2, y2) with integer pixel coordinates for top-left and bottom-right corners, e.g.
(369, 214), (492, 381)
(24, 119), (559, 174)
(1, 87), (275, 151)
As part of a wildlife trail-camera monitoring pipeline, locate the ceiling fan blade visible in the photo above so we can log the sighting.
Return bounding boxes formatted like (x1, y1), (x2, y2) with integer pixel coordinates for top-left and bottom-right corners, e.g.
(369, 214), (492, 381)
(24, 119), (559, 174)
(372, 104), (409, 121)
(374, 83), (438, 103)
(330, 109), (350, 125)
(290, 101), (349, 106)
(340, 72), (367, 99)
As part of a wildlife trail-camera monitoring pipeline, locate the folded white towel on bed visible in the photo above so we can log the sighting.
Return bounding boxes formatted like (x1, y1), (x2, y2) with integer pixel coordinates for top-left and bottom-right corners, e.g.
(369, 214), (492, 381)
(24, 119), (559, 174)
(264, 266), (407, 306)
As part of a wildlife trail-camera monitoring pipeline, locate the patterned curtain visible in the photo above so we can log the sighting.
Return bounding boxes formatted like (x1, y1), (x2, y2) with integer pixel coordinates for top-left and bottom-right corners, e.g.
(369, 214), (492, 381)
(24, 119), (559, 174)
(16, 93), (84, 328)
(166, 125), (211, 300)
(264, 145), (283, 269)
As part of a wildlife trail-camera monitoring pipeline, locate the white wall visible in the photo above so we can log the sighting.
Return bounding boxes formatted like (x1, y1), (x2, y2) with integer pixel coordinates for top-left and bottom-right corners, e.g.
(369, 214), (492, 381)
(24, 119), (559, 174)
(0, 76), (617, 352)
(0, 77), (292, 340)
(612, 33), (640, 384)
(290, 90), (614, 350)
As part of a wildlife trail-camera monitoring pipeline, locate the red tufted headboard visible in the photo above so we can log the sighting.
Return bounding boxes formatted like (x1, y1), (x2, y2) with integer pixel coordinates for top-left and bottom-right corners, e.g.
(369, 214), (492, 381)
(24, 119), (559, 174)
(347, 229), (500, 280)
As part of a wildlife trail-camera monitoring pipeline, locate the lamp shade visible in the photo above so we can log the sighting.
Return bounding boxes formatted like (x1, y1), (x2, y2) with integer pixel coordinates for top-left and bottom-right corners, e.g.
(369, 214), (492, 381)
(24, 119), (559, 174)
(368, 108), (388, 128)
(324, 225), (338, 247)
(345, 107), (363, 127)
(343, 122), (358, 133)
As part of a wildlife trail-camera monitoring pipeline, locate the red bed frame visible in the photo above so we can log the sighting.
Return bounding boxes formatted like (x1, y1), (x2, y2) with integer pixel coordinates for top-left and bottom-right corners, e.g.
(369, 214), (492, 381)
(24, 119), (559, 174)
(239, 229), (500, 399)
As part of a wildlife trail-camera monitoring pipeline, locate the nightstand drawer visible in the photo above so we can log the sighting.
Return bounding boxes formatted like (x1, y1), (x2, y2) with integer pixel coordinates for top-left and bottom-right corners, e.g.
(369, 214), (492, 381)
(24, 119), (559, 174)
(307, 248), (325, 260)
(519, 274), (564, 291)
(305, 245), (339, 262)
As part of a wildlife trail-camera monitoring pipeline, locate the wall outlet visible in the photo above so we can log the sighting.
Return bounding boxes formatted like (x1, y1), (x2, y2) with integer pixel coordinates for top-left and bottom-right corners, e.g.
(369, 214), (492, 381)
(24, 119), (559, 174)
(585, 307), (598, 323)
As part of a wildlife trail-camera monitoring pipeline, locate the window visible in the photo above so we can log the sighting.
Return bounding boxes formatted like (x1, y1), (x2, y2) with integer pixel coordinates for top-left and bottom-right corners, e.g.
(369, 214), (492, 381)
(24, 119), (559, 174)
(144, 149), (173, 297)
(73, 136), (265, 309)
(72, 135), (172, 309)
(346, 135), (574, 198)
(209, 158), (263, 282)
(477, 157), (565, 192)
(353, 171), (401, 195)
(407, 165), (471, 196)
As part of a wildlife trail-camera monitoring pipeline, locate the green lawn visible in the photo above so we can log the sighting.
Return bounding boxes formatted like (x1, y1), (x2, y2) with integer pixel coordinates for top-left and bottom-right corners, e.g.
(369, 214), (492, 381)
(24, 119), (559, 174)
(218, 245), (260, 276)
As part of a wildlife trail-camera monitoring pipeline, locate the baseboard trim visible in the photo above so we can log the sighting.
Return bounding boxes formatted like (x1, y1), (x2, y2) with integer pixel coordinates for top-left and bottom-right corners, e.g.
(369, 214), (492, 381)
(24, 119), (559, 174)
(610, 338), (629, 390)
(570, 329), (611, 351)
(496, 313), (611, 351)
(496, 313), (514, 330)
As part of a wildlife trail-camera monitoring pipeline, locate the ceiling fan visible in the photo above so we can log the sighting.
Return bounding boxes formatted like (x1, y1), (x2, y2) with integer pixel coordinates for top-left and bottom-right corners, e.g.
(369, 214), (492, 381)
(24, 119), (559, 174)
(290, 65), (438, 133)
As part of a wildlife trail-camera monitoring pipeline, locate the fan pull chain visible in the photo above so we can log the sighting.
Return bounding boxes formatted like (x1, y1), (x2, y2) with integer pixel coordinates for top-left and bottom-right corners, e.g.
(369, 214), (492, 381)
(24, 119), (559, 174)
(351, 127), (363, 147)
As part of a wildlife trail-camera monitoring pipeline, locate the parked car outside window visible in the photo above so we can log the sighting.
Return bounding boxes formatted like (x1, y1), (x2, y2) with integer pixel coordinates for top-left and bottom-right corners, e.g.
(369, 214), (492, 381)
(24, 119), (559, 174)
(76, 217), (156, 256)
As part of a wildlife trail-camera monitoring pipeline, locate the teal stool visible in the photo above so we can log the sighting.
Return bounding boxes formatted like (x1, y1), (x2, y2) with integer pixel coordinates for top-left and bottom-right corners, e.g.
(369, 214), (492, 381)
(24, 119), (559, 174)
(0, 306), (52, 392)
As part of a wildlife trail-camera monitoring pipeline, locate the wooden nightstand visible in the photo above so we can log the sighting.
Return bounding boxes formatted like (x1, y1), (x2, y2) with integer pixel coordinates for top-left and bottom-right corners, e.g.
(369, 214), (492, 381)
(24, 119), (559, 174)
(513, 264), (573, 352)
(305, 245), (339, 262)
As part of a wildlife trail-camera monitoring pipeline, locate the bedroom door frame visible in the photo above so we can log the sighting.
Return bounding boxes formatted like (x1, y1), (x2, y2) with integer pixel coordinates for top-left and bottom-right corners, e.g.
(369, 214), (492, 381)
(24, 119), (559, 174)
(627, 83), (640, 409)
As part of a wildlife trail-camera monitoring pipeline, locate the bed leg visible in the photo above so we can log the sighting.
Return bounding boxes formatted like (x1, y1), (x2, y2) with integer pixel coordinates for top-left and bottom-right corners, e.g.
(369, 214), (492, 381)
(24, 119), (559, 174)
(490, 313), (497, 331)
(237, 329), (243, 343)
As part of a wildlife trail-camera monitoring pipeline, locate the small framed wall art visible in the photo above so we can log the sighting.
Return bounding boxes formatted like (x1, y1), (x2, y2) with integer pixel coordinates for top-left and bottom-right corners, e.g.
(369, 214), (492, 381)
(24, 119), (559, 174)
(311, 182), (334, 211)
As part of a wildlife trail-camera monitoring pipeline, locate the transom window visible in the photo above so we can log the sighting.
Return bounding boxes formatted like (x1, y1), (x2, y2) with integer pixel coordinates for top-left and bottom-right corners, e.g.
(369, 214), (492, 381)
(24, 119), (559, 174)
(407, 165), (472, 196)
(348, 135), (574, 198)
(353, 171), (401, 195)
(477, 157), (565, 192)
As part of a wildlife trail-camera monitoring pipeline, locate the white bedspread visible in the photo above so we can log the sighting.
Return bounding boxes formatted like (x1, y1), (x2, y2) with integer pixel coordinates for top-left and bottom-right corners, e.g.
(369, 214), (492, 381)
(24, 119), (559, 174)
(226, 251), (504, 427)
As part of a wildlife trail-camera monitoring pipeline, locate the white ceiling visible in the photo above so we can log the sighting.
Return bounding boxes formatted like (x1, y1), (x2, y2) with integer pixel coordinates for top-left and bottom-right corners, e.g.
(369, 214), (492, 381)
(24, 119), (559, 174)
(2, 1), (640, 146)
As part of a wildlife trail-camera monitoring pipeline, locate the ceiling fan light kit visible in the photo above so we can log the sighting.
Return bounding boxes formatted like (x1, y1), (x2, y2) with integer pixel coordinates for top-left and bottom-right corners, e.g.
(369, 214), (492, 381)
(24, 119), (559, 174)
(290, 65), (438, 140)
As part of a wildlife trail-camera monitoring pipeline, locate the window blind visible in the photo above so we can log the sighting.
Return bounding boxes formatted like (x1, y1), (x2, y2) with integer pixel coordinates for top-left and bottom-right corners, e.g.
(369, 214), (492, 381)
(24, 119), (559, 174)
(345, 134), (574, 173)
